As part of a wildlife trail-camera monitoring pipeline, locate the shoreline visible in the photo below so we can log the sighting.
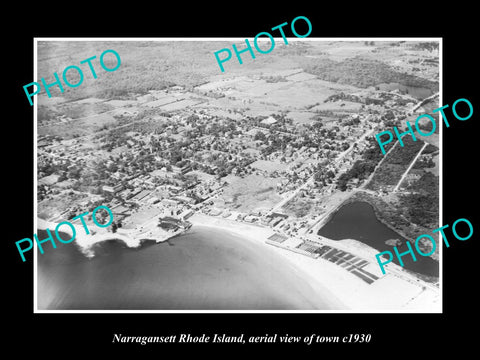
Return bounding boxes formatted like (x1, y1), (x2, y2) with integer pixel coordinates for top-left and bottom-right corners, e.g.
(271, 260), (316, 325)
(37, 218), (162, 258)
(314, 195), (439, 282)
(187, 213), (440, 311)
(188, 213), (348, 310)
(315, 191), (440, 264)
(37, 213), (440, 310)
(348, 191), (440, 263)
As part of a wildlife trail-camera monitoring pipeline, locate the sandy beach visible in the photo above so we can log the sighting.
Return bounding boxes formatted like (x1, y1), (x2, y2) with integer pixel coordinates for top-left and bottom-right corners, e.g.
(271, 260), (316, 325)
(191, 215), (347, 310)
(36, 213), (440, 311)
(188, 213), (347, 309)
(187, 213), (441, 311)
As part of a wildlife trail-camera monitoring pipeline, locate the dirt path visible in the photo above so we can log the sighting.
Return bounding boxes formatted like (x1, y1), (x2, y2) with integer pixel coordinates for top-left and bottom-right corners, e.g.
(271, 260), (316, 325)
(393, 142), (428, 192)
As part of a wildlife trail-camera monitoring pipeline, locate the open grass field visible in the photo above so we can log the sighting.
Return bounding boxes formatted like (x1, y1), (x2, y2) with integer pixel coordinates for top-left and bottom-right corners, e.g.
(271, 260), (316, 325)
(282, 195), (324, 219)
(159, 98), (204, 111)
(310, 100), (363, 113)
(284, 110), (319, 125)
(215, 174), (283, 213)
(221, 76), (361, 111)
(425, 153), (440, 177)
(122, 205), (160, 229)
(38, 191), (91, 220)
(144, 96), (180, 108)
(38, 112), (119, 138)
(250, 159), (290, 174)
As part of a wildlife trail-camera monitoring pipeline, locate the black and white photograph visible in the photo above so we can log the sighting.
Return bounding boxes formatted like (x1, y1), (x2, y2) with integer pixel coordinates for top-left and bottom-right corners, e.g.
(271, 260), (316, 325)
(34, 39), (441, 312)
(6, 6), (478, 355)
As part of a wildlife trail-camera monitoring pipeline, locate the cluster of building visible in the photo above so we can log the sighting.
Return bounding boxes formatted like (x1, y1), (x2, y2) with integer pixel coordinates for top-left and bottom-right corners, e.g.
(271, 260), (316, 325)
(37, 75), (429, 246)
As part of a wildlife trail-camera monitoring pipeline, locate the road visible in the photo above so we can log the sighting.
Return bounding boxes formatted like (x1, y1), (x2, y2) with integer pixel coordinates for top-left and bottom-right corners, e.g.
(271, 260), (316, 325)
(360, 139), (399, 190)
(393, 142), (428, 192)
(410, 92), (439, 113)
(270, 127), (376, 213)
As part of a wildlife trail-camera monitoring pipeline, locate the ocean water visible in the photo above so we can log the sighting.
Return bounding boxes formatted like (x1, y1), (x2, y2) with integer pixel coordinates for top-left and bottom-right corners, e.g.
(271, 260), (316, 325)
(318, 201), (439, 277)
(37, 227), (335, 310)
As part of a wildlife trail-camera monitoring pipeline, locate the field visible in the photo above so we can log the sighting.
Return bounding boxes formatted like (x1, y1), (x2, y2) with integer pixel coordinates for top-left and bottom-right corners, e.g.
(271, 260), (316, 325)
(36, 40), (438, 105)
(121, 205), (159, 230)
(282, 194), (325, 219)
(425, 154), (440, 176)
(144, 96), (180, 108)
(299, 48), (438, 91)
(310, 100), (363, 113)
(223, 76), (359, 111)
(36, 40), (439, 142)
(37, 191), (94, 220)
(249, 159), (289, 174)
(38, 112), (118, 138)
(159, 98), (204, 111)
(197, 74), (362, 115)
(214, 174), (282, 213)
(285, 111), (321, 125)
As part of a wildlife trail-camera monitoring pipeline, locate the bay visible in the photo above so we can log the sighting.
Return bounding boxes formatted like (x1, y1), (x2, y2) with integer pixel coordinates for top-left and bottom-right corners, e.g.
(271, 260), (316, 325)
(37, 227), (334, 310)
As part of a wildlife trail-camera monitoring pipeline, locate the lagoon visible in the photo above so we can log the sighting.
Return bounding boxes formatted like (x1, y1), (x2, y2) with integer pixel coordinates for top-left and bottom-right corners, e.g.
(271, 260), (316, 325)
(317, 201), (439, 277)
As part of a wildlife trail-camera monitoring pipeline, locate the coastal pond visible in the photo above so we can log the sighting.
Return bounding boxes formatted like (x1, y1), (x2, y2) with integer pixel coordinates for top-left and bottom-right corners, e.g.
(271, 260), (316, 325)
(372, 83), (435, 100)
(317, 201), (439, 277)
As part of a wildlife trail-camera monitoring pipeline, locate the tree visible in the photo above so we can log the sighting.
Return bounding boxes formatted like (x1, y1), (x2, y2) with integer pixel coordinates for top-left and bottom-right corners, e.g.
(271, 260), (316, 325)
(71, 180), (82, 191)
(107, 163), (118, 173)
(92, 185), (103, 195)
(254, 131), (266, 142)
(68, 167), (81, 180)
(337, 176), (348, 191)
(58, 172), (68, 182)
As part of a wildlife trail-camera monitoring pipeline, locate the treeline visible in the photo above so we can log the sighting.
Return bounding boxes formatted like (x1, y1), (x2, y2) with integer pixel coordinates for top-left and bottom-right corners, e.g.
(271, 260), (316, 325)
(337, 161), (376, 191)
(348, 189), (439, 265)
(37, 41), (225, 102)
(410, 42), (439, 52)
(38, 105), (61, 122)
(413, 156), (435, 169)
(303, 56), (438, 91)
(365, 136), (426, 190)
(261, 75), (287, 83)
(336, 137), (394, 191)
(385, 136), (425, 166)
(422, 143), (439, 154)
(324, 92), (363, 104)
(400, 172), (439, 228)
